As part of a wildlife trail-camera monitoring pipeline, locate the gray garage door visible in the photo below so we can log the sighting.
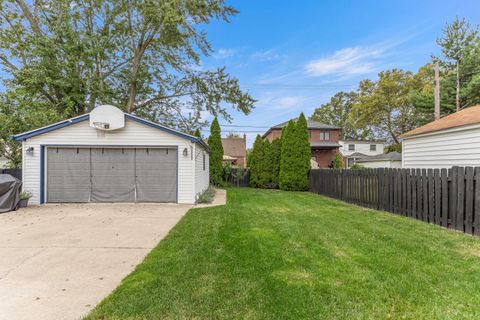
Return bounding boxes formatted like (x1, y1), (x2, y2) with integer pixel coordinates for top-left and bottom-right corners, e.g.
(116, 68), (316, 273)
(46, 147), (177, 203)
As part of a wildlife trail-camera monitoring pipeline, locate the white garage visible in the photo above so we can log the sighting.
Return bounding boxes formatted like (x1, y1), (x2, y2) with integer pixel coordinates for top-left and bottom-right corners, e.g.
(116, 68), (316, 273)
(13, 105), (210, 205)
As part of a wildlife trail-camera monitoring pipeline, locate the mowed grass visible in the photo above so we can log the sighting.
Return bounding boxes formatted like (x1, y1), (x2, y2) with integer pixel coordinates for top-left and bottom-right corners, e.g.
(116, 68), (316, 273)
(87, 188), (480, 319)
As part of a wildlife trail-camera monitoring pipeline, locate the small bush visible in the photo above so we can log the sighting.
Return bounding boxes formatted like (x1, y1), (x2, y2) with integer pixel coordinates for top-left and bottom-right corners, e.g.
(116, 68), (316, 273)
(197, 186), (216, 204)
(349, 163), (365, 170)
(20, 191), (32, 200)
(332, 151), (344, 169)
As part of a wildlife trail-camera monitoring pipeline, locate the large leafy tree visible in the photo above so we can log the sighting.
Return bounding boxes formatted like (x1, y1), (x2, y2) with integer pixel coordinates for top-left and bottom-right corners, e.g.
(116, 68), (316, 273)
(310, 91), (371, 140)
(349, 69), (419, 146)
(436, 17), (478, 111)
(0, 0), (254, 166)
(0, 0), (255, 160)
(208, 117), (223, 185)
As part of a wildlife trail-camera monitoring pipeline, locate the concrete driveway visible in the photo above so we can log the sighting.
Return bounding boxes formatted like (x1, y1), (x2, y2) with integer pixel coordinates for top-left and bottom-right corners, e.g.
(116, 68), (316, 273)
(0, 203), (191, 320)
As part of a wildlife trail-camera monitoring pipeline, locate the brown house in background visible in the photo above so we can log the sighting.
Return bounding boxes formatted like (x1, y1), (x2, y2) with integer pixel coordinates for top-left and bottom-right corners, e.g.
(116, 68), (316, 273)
(221, 134), (247, 168)
(263, 120), (341, 168)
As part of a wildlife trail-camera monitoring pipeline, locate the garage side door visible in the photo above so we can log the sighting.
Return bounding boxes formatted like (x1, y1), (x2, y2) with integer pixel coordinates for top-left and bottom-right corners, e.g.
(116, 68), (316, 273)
(135, 148), (177, 202)
(91, 148), (135, 202)
(47, 147), (91, 203)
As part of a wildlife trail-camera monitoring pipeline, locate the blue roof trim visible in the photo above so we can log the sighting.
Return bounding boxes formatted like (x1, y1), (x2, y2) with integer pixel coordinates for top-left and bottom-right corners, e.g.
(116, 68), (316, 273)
(125, 114), (210, 153)
(12, 114), (90, 141)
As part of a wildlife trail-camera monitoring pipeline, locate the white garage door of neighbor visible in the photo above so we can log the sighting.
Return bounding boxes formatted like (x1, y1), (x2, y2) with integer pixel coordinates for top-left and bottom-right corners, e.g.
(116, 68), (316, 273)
(46, 147), (177, 203)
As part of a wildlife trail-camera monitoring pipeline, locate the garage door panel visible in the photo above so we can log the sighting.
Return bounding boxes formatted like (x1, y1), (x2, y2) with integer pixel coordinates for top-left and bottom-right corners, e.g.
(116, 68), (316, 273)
(47, 148), (91, 203)
(47, 147), (178, 203)
(135, 148), (177, 202)
(90, 148), (135, 202)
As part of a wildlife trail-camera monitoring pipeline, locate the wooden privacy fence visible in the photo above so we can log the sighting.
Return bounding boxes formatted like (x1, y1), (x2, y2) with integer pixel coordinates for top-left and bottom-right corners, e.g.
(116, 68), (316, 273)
(310, 167), (480, 236)
(223, 168), (250, 187)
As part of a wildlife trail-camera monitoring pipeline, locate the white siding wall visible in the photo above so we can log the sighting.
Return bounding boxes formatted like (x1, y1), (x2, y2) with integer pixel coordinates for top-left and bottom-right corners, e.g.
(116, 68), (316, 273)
(22, 119), (197, 204)
(359, 160), (402, 168)
(194, 144), (210, 200)
(339, 141), (384, 156)
(402, 124), (480, 168)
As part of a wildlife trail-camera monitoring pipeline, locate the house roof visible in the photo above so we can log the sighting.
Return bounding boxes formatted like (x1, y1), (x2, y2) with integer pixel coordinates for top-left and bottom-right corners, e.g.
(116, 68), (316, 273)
(263, 119), (340, 138)
(11, 112), (210, 152)
(400, 105), (480, 138)
(310, 141), (342, 148)
(357, 152), (402, 162)
(221, 137), (246, 158)
(346, 152), (368, 158)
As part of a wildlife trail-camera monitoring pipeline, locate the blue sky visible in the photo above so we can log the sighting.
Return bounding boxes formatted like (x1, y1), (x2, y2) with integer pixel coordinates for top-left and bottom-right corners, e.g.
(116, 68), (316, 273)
(200, 0), (480, 146)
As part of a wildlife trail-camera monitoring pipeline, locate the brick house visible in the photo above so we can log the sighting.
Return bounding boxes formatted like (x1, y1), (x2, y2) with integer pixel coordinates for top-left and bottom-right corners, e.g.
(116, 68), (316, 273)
(221, 134), (247, 168)
(263, 120), (341, 168)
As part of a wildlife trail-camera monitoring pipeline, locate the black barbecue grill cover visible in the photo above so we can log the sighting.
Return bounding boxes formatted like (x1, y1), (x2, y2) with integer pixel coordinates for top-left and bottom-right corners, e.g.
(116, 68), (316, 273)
(0, 174), (22, 213)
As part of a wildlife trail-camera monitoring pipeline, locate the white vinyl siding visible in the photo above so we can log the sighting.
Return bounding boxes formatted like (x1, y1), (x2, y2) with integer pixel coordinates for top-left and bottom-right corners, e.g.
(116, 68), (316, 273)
(339, 140), (385, 157)
(194, 144), (210, 200)
(402, 124), (480, 168)
(22, 118), (198, 204)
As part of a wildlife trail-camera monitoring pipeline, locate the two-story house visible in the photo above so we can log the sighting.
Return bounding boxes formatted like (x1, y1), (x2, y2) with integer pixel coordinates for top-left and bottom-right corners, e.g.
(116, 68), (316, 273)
(339, 139), (385, 167)
(221, 134), (247, 168)
(263, 120), (341, 168)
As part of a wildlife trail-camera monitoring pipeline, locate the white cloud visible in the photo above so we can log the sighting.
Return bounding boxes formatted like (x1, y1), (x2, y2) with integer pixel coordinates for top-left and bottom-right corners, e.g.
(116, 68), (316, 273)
(214, 48), (236, 59)
(251, 49), (286, 62)
(304, 46), (386, 78)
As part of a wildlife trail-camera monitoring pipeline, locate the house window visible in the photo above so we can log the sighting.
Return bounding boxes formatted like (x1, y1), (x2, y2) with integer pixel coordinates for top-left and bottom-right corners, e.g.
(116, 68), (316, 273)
(320, 132), (330, 140)
(203, 154), (206, 171)
(348, 144), (355, 151)
(370, 144), (376, 151)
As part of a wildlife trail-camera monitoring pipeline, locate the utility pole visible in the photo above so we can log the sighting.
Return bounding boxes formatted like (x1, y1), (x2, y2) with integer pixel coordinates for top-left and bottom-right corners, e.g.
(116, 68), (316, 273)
(434, 60), (441, 120)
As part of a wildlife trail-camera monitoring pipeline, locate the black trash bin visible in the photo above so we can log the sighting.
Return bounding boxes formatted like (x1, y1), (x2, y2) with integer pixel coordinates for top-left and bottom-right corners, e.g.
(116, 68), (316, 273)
(0, 174), (22, 213)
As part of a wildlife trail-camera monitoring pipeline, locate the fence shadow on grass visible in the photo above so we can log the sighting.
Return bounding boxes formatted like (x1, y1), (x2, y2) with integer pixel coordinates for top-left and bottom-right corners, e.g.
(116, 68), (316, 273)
(310, 167), (480, 236)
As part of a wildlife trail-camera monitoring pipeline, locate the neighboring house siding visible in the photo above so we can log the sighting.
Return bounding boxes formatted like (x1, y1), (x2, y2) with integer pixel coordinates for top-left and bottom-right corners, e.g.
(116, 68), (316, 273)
(359, 160), (402, 168)
(22, 119), (196, 204)
(194, 144), (210, 199)
(339, 141), (385, 157)
(402, 124), (480, 168)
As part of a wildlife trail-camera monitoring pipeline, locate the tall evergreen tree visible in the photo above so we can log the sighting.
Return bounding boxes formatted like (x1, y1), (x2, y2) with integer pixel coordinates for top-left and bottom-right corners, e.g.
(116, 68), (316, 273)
(194, 129), (202, 138)
(208, 117), (224, 185)
(279, 115), (311, 191)
(249, 135), (264, 187)
(270, 137), (282, 187)
(436, 17), (478, 111)
(279, 120), (296, 190)
(260, 139), (273, 187)
(294, 113), (312, 190)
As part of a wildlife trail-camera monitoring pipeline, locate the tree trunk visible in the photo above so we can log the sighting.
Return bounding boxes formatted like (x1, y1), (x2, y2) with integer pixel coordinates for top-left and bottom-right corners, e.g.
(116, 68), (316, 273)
(456, 61), (460, 112)
(126, 58), (140, 113)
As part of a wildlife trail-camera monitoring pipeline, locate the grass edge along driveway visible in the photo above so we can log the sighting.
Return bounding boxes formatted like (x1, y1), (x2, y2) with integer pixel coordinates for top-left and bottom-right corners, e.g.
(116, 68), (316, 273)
(86, 188), (480, 320)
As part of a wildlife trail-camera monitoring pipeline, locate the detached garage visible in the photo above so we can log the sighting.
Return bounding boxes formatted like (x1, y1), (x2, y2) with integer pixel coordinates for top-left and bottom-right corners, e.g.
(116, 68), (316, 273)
(13, 105), (210, 205)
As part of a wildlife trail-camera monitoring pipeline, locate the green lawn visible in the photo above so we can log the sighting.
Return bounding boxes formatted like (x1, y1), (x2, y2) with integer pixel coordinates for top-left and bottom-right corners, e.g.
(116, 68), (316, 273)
(87, 188), (480, 319)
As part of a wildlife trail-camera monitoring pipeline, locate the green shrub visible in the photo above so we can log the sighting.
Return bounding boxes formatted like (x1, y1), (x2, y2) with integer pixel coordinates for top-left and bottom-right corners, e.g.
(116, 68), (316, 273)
(208, 117), (224, 185)
(332, 151), (344, 169)
(350, 163), (365, 170)
(197, 186), (216, 204)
